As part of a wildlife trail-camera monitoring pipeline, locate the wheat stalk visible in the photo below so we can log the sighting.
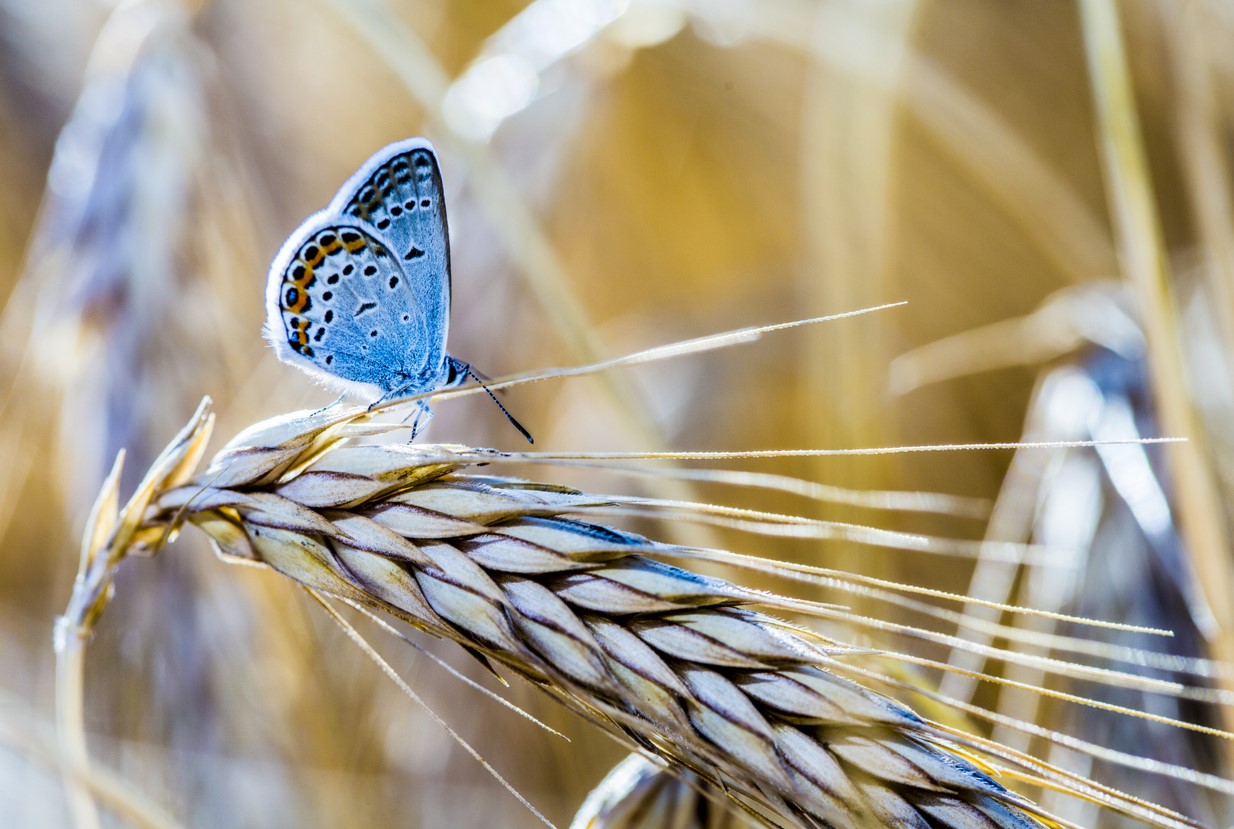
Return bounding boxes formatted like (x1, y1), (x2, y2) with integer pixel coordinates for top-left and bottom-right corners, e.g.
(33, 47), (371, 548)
(58, 400), (1207, 829)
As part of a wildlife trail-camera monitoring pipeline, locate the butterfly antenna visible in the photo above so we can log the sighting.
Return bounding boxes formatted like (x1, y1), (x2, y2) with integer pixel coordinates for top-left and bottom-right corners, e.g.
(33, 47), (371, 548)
(467, 365), (494, 384)
(464, 365), (533, 444)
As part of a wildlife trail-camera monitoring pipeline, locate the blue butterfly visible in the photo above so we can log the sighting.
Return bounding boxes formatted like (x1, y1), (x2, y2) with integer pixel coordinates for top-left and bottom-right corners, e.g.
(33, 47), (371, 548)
(265, 138), (531, 442)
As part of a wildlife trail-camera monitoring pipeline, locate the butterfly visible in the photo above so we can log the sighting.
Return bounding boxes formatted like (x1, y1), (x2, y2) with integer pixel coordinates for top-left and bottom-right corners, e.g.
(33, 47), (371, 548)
(265, 138), (531, 442)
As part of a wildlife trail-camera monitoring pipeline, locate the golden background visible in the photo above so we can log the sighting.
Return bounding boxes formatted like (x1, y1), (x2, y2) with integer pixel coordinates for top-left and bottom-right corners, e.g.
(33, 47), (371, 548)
(1, 0), (1230, 826)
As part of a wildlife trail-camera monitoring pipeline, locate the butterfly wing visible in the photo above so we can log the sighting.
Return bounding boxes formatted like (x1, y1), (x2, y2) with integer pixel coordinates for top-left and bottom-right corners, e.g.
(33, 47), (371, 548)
(328, 138), (452, 354)
(264, 215), (439, 398)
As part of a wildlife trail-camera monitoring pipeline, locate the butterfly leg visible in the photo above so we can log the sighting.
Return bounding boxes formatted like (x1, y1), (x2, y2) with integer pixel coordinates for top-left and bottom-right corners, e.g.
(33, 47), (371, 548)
(310, 393), (347, 416)
(407, 401), (434, 441)
(368, 390), (396, 413)
(368, 376), (421, 413)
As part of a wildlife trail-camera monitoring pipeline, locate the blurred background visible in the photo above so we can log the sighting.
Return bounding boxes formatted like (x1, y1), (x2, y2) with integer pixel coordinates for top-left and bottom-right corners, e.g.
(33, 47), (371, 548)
(1, 0), (1232, 825)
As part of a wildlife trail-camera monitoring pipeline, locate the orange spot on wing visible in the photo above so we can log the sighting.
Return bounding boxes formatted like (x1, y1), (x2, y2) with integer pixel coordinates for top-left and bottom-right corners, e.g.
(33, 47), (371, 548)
(285, 290), (310, 314)
(290, 263), (315, 290)
(293, 318), (310, 347)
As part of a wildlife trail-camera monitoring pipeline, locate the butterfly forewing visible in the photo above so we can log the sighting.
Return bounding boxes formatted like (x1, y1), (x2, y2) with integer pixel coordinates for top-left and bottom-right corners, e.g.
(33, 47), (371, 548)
(332, 141), (452, 350)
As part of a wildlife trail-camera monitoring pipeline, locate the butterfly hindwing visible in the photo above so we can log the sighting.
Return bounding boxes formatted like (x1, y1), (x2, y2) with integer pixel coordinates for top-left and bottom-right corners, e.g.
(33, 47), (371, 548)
(265, 217), (442, 397)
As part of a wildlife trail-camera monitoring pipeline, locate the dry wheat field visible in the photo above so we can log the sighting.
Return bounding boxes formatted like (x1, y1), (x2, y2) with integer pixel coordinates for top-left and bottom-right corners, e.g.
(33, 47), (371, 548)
(1, 1), (1232, 827)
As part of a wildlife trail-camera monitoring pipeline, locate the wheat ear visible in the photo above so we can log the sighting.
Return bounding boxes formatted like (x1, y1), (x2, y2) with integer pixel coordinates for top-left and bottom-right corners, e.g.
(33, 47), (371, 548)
(62, 401), (1201, 829)
(571, 753), (759, 829)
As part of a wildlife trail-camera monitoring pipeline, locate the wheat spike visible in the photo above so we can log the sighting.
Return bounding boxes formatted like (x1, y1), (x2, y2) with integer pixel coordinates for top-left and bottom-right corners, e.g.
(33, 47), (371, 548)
(571, 753), (760, 828)
(64, 402), (1201, 829)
